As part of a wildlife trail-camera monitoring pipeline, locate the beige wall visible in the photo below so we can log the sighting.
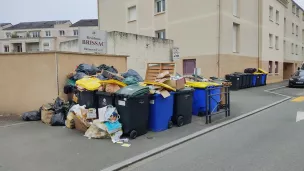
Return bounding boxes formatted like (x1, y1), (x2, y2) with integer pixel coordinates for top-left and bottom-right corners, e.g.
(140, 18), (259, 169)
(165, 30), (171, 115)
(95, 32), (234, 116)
(0, 52), (127, 115)
(99, 0), (304, 83)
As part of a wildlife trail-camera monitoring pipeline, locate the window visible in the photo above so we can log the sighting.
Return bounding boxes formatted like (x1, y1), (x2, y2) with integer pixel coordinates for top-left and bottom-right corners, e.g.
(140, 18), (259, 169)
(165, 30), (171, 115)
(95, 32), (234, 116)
(296, 25), (299, 36)
(292, 43), (294, 54)
(269, 6), (273, 21)
(232, 23), (240, 53)
(284, 18), (286, 35)
(302, 47), (304, 55)
(302, 30), (304, 43)
(43, 42), (50, 47)
(275, 36), (279, 50)
(297, 7), (300, 17)
(128, 6), (137, 21)
(32, 31), (40, 38)
(293, 4), (296, 14)
(303, 13), (304, 21)
(292, 23), (295, 34)
(296, 44), (298, 55)
(269, 34), (273, 48)
(233, 0), (239, 17)
(6, 32), (11, 38)
(73, 30), (78, 36)
(269, 61), (273, 73)
(276, 10), (279, 24)
(4, 45), (9, 52)
(275, 61), (279, 73)
(155, 0), (166, 13)
(59, 30), (65, 36)
(155, 29), (166, 39)
(284, 40), (286, 55)
(45, 31), (51, 37)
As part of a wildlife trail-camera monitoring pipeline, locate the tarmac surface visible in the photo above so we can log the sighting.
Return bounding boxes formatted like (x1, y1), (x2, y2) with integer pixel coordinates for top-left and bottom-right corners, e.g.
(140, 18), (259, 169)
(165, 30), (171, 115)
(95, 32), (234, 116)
(121, 86), (304, 171)
(0, 82), (293, 171)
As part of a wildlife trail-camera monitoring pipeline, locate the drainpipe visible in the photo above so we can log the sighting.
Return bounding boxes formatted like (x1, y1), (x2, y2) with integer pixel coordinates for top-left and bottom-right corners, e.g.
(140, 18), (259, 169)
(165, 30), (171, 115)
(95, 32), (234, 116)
(217, 0), (221, 77)
(257, 0), (261, 68)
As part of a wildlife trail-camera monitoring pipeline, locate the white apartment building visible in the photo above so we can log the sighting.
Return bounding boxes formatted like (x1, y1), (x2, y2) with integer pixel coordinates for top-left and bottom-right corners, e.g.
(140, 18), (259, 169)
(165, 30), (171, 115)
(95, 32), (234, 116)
(0, 19), (98, 53)
(98, 0), (304, 83)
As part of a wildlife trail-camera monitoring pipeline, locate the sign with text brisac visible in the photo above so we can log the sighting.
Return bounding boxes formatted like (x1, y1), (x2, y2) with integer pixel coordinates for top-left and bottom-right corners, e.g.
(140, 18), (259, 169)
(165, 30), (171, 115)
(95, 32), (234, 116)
(78, 28), (107, 54)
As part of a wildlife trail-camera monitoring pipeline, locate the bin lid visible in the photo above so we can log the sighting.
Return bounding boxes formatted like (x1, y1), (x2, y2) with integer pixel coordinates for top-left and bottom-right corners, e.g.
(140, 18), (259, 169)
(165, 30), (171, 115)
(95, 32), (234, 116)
(177, 87), (194, 93)
(115, 85), (149, 97)
(96, 91), (113, 96)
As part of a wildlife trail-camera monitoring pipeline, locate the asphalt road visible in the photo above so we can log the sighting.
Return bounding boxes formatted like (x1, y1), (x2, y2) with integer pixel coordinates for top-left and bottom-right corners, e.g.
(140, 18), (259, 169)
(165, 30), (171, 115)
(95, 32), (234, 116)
(122, 87), (304, 171)
(0, 83), (296, 171)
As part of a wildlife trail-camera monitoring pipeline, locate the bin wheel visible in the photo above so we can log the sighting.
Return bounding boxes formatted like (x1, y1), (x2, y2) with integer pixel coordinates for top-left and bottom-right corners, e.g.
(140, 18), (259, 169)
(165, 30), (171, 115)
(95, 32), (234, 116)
(130, 130), (138, 139)
(177, 116), (184, 127)
(168, 121), (173, 129)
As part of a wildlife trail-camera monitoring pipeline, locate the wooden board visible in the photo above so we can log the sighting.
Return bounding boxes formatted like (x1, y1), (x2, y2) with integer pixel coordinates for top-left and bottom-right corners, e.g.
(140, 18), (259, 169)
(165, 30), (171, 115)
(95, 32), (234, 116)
(145, 63), (175, 81)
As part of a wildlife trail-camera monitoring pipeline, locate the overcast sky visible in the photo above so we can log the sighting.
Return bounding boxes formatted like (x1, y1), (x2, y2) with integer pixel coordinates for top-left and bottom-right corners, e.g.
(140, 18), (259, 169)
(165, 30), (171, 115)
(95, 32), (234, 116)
(1, 0), (304, 25)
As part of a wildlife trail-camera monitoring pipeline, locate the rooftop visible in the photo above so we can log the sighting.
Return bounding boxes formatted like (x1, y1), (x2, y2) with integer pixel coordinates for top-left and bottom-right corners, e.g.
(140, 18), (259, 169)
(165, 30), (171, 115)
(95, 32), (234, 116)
(0, 23), (12, 27)
(70, 19), (98, 27)
(4, 20), (71, 30)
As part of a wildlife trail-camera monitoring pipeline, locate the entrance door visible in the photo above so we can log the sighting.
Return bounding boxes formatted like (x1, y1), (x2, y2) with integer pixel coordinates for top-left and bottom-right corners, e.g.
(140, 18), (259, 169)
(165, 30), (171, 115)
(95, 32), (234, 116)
(283, 62), (294, 79)
(183, 59), (196, 75)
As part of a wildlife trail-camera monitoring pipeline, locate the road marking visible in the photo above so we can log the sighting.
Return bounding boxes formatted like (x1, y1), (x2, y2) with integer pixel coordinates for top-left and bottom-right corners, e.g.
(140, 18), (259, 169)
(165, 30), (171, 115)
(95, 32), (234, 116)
(296, 111), (304, 122)
(291, 96), (304, 102)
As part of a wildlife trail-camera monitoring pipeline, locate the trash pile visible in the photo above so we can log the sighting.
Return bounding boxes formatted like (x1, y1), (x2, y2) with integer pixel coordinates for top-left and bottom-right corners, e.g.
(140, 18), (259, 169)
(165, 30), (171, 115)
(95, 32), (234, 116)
(22, 62), (232, 143)
(225, 68), (268, 90)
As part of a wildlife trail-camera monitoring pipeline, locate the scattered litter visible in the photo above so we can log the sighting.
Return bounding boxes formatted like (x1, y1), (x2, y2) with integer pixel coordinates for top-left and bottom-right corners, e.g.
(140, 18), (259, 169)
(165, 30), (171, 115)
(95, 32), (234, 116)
(121, 144), (131, 147)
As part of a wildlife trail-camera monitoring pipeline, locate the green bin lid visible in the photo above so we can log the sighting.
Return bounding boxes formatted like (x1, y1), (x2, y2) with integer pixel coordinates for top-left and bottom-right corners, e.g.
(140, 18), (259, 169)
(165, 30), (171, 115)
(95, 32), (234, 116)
(115, 85), (149, 97)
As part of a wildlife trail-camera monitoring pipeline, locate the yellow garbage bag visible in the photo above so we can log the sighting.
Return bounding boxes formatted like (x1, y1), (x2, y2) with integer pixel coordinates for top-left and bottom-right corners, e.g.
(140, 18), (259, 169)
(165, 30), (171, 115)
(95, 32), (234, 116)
(257, 68), (268, 74)
(76, 77), (101, 91)
(186, 81), (220, 89)
(99, 79), (127, 87)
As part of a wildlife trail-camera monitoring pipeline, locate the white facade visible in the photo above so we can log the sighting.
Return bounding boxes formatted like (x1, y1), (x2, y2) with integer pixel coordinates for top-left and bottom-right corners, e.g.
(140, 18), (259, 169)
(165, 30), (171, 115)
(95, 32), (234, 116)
(0, 21), (98, 53)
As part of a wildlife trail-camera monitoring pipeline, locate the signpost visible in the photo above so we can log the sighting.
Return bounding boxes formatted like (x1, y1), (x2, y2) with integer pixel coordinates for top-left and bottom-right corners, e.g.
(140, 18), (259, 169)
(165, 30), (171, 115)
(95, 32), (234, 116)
(78, 28), (107, 54)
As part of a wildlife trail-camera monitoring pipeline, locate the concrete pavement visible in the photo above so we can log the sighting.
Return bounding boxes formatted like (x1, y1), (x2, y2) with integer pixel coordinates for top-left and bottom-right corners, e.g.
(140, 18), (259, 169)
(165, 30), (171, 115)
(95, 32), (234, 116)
(0, 82), (293, 171)
(121, 87), (304, 171)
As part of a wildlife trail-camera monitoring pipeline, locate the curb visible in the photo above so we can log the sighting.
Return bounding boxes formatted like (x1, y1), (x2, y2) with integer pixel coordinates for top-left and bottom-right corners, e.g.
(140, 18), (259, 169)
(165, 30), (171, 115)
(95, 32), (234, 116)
(101, 86), (291, 171)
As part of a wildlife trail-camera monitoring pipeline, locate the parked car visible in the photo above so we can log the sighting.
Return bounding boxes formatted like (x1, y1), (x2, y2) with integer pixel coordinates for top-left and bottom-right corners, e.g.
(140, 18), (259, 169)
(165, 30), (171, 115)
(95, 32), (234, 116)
(289, 70), (304, 87)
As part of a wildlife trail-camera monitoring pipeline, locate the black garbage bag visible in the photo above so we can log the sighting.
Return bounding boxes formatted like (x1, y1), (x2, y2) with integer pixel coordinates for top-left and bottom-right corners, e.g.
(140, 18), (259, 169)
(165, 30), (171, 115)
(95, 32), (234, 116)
(54, 97), (64, 114)
(76, 64), (100, 75)
(22, 111), (40, 121)
(64, 85), (75, 94)
(97, 74), (107, 80)
(73, 72), (87, 80)
(121, 69), (143, 82)
(98, 64), (118, 73)
(51, 113), (66, 126)
(244, 68), (257, 73)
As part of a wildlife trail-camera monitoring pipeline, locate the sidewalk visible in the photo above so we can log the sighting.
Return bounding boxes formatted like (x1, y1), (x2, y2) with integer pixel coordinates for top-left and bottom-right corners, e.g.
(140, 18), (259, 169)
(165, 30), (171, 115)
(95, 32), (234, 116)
(0, 82), (287, 171)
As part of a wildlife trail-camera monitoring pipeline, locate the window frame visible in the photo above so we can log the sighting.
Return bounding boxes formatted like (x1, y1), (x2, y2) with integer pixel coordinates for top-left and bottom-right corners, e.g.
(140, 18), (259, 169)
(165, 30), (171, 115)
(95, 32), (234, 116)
(232, 23), (240, 53)
(59, 30), (65, 36)
(269, 34), (273, 48)
(155, 29), (166, 39)
(276, 10), (280, 24)
(128, 6), (137, 21)
(275, 36), (279, 50)
(73, 30), (79, 36)
(155, 0), (166, 14)
(275, 61), (279, 74)
(292, 43), (294, 54)
(4, 45), (9, 52)
(45, 31), (51, 37)
(269, 6), (274, 21)
(269, 61), (273, 74)
(296, 44), (298, 55)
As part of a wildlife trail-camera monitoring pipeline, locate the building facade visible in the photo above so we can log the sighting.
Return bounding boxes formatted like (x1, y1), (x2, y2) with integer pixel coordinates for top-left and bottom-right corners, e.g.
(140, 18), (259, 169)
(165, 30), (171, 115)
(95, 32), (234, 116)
(0, 19), (98, 53)
(98, 0), (304, 82)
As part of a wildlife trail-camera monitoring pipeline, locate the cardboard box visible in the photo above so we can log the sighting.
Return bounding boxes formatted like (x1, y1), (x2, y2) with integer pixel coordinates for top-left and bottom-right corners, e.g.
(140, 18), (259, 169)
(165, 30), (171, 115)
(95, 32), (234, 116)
(74, 115), (90, 133)
(41, 110), (54, 125)
(164, 78), (185, 90)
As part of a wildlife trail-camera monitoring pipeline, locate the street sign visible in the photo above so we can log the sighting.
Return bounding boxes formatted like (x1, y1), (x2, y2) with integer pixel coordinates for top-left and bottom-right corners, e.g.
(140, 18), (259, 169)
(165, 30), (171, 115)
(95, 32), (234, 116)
(172, 47), (180, 61)
(78, 28), (107, 54)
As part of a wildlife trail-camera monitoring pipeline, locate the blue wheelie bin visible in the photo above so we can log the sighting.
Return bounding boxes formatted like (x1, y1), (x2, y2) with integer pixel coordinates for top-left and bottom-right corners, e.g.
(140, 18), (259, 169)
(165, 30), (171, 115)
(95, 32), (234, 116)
(192, 88), (207, 116)
(149, 92), (175, 132)
(208, 86), (221, 114)
(252, 75), (257, 87)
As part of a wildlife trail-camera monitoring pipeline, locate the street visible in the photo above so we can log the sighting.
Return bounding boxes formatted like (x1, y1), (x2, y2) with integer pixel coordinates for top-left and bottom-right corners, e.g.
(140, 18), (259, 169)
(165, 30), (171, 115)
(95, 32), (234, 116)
(121, 87), (304, 171)
(1, 83), (304, 171)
